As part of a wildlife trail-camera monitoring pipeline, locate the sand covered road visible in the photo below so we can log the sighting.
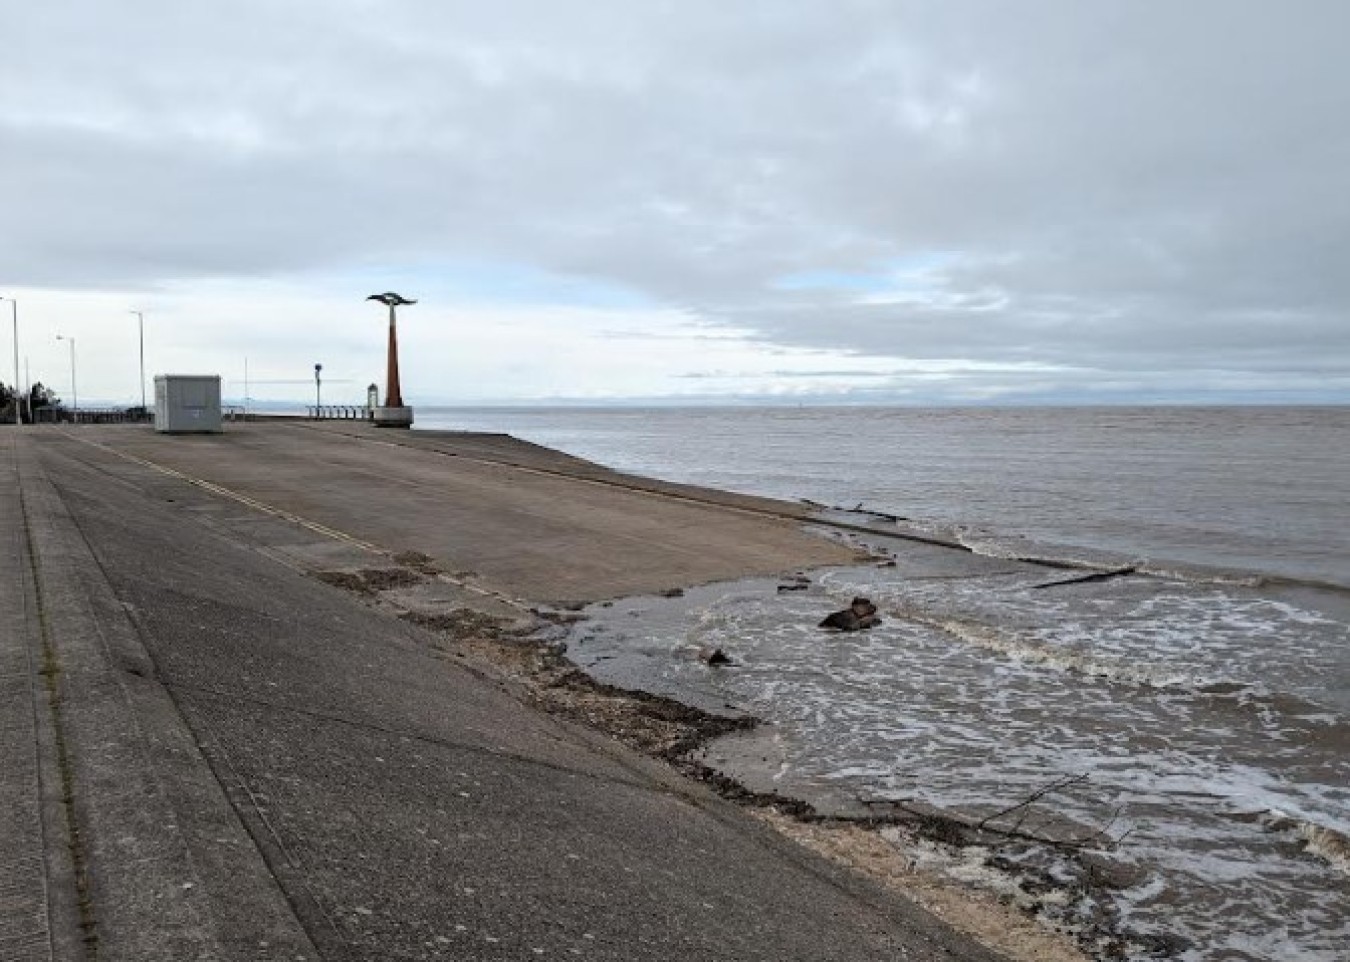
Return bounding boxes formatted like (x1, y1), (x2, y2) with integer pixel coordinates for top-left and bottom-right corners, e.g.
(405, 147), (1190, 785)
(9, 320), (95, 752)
(65, 420), (860, 604)
(2, 423), (1027, 962)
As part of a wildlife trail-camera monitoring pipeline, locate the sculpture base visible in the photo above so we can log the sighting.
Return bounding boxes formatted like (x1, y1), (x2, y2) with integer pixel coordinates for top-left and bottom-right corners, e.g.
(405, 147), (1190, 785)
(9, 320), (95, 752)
(373, 406), (414, 428)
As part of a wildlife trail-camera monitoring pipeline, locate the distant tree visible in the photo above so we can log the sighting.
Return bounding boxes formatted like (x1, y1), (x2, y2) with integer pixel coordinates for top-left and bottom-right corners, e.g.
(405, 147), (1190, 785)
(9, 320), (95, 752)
(30, 382), (61, 410)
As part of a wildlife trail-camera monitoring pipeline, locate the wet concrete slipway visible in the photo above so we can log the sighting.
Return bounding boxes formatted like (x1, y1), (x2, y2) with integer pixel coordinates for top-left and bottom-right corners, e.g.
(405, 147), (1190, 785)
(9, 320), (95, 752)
(1, 422), (1014, 962)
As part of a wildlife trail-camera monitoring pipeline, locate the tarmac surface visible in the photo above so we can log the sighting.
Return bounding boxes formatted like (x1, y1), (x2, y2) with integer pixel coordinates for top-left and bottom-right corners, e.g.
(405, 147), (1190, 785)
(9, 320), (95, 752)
(2, 423), (1010, 962)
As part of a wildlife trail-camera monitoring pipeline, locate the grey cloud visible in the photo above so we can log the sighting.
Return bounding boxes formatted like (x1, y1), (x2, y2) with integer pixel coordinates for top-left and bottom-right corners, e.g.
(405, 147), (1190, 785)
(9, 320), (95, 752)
(2, 1), (1347, 399)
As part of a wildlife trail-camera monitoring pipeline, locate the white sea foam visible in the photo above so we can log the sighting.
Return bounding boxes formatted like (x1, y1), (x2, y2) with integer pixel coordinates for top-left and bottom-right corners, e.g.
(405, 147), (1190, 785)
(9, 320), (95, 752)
(574, 523), (1350, 961)
(1297, 822), (1350, 875)
(1135, 562), (1266, 589)
(815, 566), (1347, 710)
(881, 832), (1079, 911)
(920, 613), (1212, 690)
(956, 532), (1132, 573)
(1257, 812), (1350, 876)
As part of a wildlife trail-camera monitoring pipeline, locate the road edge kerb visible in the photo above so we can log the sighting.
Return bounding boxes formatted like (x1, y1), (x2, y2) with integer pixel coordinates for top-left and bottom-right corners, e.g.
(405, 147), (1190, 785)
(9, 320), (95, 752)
(15, 438), (322, 962)
(18, 478), (98, 959)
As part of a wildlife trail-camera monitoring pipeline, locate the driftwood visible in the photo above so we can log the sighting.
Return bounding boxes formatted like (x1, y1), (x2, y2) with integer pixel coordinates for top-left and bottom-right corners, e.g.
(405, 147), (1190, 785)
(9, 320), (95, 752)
(858, 772), (1131, 852)
(849, 503), (910, 523)
(1031, 566), (1136, 590)
(777, 573), (812, 593)
(799, 498), (910, 523)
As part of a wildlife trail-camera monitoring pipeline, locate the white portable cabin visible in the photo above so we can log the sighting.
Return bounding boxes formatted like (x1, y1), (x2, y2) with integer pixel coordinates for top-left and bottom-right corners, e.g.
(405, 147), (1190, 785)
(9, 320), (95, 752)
(154, 375), (223, 433)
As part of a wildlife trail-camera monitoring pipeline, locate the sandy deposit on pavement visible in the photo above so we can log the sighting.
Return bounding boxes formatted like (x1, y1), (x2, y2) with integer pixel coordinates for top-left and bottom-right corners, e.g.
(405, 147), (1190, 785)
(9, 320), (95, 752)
(314, 556), (1089, 962)
(73, 424), (1089, 961)
(753, 813), (1088, 962)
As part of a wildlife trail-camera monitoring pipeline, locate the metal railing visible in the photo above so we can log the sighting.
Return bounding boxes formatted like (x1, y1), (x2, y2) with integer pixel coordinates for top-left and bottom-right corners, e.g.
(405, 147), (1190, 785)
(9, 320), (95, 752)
(29, 407), (153, 425)
(13, 406), (375, 425)
(306, 406), (374, 421)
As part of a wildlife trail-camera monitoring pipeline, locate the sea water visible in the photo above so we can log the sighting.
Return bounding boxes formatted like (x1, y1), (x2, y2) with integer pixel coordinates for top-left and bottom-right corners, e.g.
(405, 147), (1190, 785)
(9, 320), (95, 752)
(418, 406), (1349, 961)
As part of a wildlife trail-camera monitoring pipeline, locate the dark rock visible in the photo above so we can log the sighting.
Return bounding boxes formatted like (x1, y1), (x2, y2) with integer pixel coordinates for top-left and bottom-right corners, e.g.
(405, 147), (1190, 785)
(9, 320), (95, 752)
(819, 609), (861, 631)
(698, 647), (733, 666)
(850, 597), (877, 617)
(660, 587), (685, 598)
(777, 573), (811, 593)
(819, 597), (882, 632)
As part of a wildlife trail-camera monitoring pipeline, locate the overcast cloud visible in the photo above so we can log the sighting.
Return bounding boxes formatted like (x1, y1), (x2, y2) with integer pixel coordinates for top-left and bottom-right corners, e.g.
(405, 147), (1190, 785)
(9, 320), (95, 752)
(2, 1), (1347, 404)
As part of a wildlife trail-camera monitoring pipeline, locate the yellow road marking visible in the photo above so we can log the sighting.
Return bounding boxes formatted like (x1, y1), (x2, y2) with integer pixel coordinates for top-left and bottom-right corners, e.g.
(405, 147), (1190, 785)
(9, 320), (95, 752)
(57, 431), (533, 614)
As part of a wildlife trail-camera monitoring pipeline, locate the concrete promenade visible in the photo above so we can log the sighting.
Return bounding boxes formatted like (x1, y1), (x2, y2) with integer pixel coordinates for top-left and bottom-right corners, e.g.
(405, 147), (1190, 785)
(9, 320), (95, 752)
(2, 423), (1008, 962)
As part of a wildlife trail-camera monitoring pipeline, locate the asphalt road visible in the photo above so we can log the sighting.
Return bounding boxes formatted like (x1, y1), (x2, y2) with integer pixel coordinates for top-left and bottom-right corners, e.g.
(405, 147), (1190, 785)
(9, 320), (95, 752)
(64, 420), (858, 603)
(4, 425), (1008, 962)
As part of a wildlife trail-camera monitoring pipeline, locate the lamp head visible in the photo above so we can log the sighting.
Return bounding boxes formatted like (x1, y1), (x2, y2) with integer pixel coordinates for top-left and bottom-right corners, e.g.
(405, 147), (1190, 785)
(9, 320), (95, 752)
(366, 292), (417, 307)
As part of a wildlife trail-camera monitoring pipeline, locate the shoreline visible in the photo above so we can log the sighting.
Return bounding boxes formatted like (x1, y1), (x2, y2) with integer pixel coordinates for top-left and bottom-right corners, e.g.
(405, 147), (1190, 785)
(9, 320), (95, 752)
(364, 557), (1157, 962)
(280, 425), (1109, 960)
(21, 421), (1346, 960)
(410, 408), (1350, 600)
(7, 420), (1103, 961)
(316, 554), (1095, 962)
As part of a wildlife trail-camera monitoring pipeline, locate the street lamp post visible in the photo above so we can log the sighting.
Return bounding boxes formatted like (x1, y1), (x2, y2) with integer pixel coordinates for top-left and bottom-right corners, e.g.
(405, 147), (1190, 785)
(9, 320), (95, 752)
(314, 363), (323, 417)
(130, 310), (146, 412)
(56, 335), (77, 422)
(365, 292), (416, 428)
(2, 297), (18, 424)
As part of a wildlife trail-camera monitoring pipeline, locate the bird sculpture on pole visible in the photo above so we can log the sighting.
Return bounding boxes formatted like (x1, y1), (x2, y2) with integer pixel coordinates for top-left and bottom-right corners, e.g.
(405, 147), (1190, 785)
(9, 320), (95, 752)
(366, 292), (416, 409)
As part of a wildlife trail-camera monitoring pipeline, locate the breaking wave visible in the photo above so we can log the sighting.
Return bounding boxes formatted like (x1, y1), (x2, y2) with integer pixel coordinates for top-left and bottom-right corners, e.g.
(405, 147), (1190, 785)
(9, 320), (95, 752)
(1255, 812), (1350, 876)
(910, 610), (1212, 690)
(856, 596), (1346, 742)
(1298, 821), (1350, 875)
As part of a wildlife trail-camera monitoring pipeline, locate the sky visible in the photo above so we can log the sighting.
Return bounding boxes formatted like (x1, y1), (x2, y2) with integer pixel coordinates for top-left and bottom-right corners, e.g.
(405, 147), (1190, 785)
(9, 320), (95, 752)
(2, 1), (1348, 406)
